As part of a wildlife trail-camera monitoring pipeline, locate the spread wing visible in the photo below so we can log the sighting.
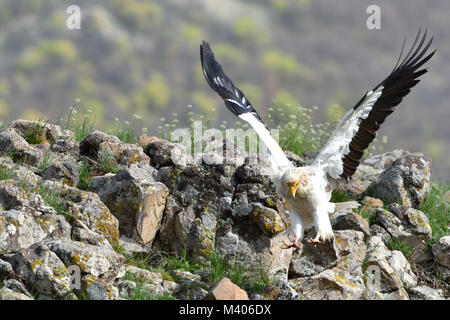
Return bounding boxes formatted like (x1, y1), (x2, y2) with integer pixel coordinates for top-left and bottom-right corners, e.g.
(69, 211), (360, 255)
(200, 40), (293, 172)
(312, 29), (436, 182)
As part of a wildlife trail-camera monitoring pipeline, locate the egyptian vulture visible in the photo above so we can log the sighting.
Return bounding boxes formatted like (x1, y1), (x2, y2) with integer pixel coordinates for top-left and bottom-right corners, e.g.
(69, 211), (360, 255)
(200, 30), (435, 249)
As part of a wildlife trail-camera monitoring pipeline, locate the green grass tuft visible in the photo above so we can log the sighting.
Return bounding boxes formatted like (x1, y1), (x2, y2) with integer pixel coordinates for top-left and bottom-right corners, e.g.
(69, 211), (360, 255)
(386, 238), (414, 259)
(38, 183), (77, 220)
(22, 120), (48, 145)
(63, 104), (96, 141)
(0, 162), (13, 181)
(330, 189), (355, 203)
(38, 151), (56, 170)
(76, 160), (91, 190)
(128, 283), (175, 300)
(98, 149), (119, 174)
(207, 251), (271, 294)
(417, 181), (450, 243)
(110, 120), (136, 144)
(124, 250), (200, 282)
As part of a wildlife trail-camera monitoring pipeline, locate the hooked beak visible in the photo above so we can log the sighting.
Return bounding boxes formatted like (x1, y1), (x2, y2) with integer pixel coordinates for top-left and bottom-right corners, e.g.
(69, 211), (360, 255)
(289, 185), (297, 200)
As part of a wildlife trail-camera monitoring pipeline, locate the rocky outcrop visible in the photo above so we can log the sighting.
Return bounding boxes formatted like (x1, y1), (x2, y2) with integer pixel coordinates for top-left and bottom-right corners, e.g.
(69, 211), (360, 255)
(90, 169), (168, 245)
(367, 153), (432, 208)
(0, 122), (447, 300)
(432, 236), (450, 272)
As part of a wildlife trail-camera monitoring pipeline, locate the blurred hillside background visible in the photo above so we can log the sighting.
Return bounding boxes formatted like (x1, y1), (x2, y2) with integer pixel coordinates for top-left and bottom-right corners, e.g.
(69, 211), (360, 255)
(0, 0), (448, 180)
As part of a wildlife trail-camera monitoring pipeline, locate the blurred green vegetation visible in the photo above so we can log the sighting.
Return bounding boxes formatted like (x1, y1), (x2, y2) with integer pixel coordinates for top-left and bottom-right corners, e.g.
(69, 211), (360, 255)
(0, 0), (448, 180)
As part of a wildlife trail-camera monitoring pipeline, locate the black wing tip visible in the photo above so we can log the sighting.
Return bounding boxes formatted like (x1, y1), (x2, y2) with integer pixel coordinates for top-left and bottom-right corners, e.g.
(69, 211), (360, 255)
(398, 28), (436, 70)
(342, 29), (436, 182)
(200, 40), (210, 52)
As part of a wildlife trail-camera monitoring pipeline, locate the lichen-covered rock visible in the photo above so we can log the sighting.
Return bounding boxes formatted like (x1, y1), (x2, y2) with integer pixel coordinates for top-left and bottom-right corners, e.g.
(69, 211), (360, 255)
(71, 219), (114, 250)
(390, 205), (432, 238)
(154, 161), (235, 258)
(214, 154), (292, 274)
(79, 130), (121, 159)
(0, 287), (34, 300)
(432, 236), (450, 268)
(90, 170), (168, 245)
(81, 274), (119, 300)
(370, 224), (391, 244)
(145, 139), (192, 169)
(374, 208), (408, 239)
(0, 179), (43, 210)
(410, 286), (445, 300)
(331, 209), (370, 237)
(169, 270), (200, 283)
(0, 206), (71, 254)
(118, 235), (152, 255)
(364, 236), (417, 295)
(50, 135), (79, 157)
(367, 153), (432, 208)
(382, 288), (409, 300)
(283, 150), (307, 167)
(250, 203), (287, 236)
(337, 150), (410, 196)
(0, 181), (71, 253)
(387, 250), (418, 288)
(46, 239), (124, 281)
(0, 258), (14, 278)
(153, 147), (293, 274)
(8, 120), (62, 146)
(116, 279), (137, 299)
(176, 286), (209, 300)
(373, 206), (433, 264)
(0, 157), (41, 185)
(215, 222), (292, 276)
(41, 182), (120, 245)
(98, 140), (152, 170)
(2, 243), (74, 299)
(1, 279), (33, 298)
(410, 285), (447, 300)
(290, 267), (366, 300)
(289, 230), (366, 281)
(41, 161), (79, 187)
(162, 280), (180, 295)
(0, 128), (44, 167)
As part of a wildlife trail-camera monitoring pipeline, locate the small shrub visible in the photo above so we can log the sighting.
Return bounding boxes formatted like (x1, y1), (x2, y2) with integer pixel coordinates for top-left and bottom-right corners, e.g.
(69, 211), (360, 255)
(98, 149), (118, 174)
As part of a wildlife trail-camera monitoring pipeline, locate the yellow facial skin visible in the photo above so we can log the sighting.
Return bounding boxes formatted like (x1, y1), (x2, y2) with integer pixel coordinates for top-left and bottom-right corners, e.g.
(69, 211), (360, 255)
(286, 180), (299, 199)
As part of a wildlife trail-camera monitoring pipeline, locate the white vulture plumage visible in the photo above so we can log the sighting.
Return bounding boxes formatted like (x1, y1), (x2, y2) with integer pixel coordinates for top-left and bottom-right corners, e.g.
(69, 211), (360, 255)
(200, 30), (435, 249)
